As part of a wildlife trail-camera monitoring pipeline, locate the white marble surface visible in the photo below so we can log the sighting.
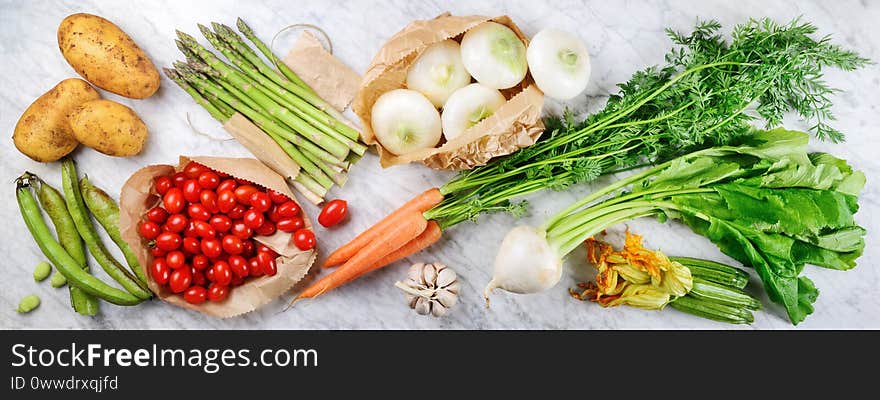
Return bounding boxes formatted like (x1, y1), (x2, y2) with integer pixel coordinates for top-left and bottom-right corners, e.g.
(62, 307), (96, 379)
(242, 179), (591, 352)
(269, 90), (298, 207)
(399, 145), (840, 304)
(1, 0), (878, 329)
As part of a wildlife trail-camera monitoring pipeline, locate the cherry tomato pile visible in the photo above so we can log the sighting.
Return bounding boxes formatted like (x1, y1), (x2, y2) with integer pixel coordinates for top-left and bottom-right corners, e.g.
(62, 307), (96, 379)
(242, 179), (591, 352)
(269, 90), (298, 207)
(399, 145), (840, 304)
(138, 161), (316, 304)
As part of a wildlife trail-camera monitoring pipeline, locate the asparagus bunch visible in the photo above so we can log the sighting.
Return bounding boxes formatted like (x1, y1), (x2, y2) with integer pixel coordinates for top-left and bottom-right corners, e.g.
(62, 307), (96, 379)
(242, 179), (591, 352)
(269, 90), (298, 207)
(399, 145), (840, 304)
(165, 18), (364, 203)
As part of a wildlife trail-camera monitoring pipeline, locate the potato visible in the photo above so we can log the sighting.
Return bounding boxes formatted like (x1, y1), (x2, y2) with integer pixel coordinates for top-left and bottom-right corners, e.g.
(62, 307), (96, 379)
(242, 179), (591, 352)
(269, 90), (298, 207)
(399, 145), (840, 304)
(68, 99), (148, 157)
(57, 13), (160, 99)
(13, 78), (101, 162)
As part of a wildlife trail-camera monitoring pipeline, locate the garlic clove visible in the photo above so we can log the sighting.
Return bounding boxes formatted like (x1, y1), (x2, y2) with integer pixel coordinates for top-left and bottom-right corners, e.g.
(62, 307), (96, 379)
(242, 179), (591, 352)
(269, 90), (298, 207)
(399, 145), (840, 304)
(445, 280), (461, 295)
(436, 267), (458, 288)
(431, 302), (448, 317)
(435, 290), (458, 308)
(421, 264), (438, 288)
(408, 263), (425, 282)
(414, 297), (431, 315)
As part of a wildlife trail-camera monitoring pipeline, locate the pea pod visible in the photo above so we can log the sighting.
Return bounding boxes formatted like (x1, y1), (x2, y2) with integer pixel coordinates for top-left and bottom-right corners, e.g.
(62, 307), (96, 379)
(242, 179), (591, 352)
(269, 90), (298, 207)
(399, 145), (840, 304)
(34, 175), (99, 315)
(17, 176), (142, 305)
(79, 175), (148, 285)
(61, 159), (152, 300)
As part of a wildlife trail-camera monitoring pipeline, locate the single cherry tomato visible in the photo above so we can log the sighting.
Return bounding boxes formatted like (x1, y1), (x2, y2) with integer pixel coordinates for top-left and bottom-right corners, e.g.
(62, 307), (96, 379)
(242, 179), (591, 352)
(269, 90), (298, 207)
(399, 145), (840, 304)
(209, 215), (232, 233)
(200, 238), (223, 259)
(217, 190), (237, 214)
(254, 220), (276, 236)
(228, 255), (249, 278)
(256, 243), (279, 258)
(187, 203), (211, 221)
(200, 190), (218, 213)
(162, 188), (185, 214)
(217, 179), (237, 194)
(155, 232), (182, 251)
(139, 221), (160, 239)
(221, 235), (244, 255)
(242, 209), (265, 229)
(166, 251), (187, 269)
(146, 206), (169, 224)
(231, 221), (253, 240)
(183, 161), (208, 179)
(192, 254), (210, 271)
(267, 189), (290, 204)
(267, 205), (282, 223)
(234, 185), (258, 205)
(183, 220), (199, 238)
(154, 176), (173, 196)
(182, 237), (202, 255)
(169, 268), (192, 293)
(276, 217), (304, 233)
(241, 240), (255, 257)
(227, 204), (247, 219)
(276, 201), (301, 218)
(171, 172), (188, 189)
(164, 213), (188, 233)
(192, 220), (216, 238)
(197, 171), (220, 190)
(183, 179), (201, 203)
(150, 258), (170, 285)
(192, 270), (207, 286)
(249, 192), (272, 213)
(205, 266), (216, 282)
(184, 286), (207, 304)
(293, 229), (316, 250)
(149, 246), (167, 258)
(248, 257), (264, 277)
(257, 251), (277, 276)
(211, 261), (233, 286)
(318, 199), (348, 228)
(207, 284), (229, 302)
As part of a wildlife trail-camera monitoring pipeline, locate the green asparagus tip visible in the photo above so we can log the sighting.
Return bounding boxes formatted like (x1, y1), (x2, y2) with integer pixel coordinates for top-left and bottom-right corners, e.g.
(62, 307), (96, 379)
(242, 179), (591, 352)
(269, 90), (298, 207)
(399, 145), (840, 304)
(197, 23), (213, 37)
(210, 22), (226, 34)
(236, 17), (251, 34)
(176, 30), (196, 42)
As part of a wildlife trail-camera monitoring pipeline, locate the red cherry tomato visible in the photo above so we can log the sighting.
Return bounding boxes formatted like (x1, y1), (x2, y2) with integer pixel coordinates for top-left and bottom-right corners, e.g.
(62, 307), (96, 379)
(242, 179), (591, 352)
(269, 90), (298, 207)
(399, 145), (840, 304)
(139, 221), (160, 239)
(248, 257), (264, 277)
(164, 213), (188, 233)
(200, 190), (218, 213)
(276, 217), (304, 233)
(192, 220), (216, 238)
(162, 188), (185, 214)
(209, 215), (232, 233)
(267, 205), (282, 223)
(217, 190), (236, 213)
(241, 240), (255, 257)
(254, 220), (276, 236)
(217, 179), (237, 194)
(187, 203), (211, 221)
(171, 172), (188, 189)
(276, 201), (301, 218)
(184, 286), (207, 304)
(155, 232), (182, 251)
(234, 185), (258, 205)
(183, 161), (208, 179)
(227, 204), (247, 219)
(257, 251), (277, 276)
(200, 238), (223, 258)
(231, 221), (253, 240)
(256, 243), (279, 258)
(150, 258), (170, 285)
(197, 171), (220, 190)
(192, 254), (210, 271)
(149, 246), (167, 258)
(165, 251), (187, 269)
(182, 237), (201, 255)
(183, 179), (201, 203)
(242, 209), (265, 229)
(205, 266), (216, 282)
(228, 255), (249, 278)
(211, 261), (233, 286)
(169, 268), (192, 293)
(249, 192), (272, 213)
(221, 235), (244, 255)
(267, 189), (290, 204)
(154, 176), (173, 196)
(146, 206), (169, 224)
(292, 229), (316, 250)
(318, 199), (348, 227)
(192, 271), (207, 286)
(207, 284), (229, 302)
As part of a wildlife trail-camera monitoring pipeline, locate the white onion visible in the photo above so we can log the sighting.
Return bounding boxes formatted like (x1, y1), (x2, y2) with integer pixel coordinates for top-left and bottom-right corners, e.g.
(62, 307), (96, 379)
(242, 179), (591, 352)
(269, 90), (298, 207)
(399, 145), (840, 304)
(460, 22), (528, 90)
(370, 89), (441, 155)
(406, 39), (472, 108)
(484, 225), (563, 305)
(440, 83), (506, 141)
(526, 28), (591, 100)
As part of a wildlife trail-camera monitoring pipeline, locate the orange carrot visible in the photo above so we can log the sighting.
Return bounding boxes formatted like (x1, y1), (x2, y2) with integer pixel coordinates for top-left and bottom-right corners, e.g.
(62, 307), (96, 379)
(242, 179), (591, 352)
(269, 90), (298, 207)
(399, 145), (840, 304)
(298, 212), (429, 300)
(346, 220), (442, 285)
(323, 187), (443, 268)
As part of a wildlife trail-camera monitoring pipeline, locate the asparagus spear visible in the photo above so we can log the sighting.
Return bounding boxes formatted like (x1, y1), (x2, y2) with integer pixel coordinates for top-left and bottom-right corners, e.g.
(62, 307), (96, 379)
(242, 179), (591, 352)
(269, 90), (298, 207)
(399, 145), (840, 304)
(235, 17), (314, 93)
(165, 68), (228, 121)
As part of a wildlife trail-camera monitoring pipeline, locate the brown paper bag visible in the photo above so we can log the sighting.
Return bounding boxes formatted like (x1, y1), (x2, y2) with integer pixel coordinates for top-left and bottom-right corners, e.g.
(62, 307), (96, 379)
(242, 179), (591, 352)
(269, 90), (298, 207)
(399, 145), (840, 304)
(353, 13), (546, 170)
(118, 156), (316, 318)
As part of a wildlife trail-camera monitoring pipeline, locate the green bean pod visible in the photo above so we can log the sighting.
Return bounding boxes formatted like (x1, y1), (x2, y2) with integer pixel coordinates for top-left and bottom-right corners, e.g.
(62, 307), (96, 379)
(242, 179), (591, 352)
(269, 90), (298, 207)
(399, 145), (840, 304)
(79, 175), (148, 285)
(34, 176), (99, 315)
(17, 176), (142, 306)
(61, 159), (152, 300)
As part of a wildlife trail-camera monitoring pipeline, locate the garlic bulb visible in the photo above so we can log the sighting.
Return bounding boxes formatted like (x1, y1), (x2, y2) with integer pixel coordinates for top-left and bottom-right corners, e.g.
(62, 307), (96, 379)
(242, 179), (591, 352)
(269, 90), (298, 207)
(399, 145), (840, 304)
(395, 263), (460, 317)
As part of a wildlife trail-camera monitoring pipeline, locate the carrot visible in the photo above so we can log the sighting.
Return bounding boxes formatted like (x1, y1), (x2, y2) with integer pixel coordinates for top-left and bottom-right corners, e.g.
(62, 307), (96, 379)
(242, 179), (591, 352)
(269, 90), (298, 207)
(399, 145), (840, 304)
(323, 187), (443, 267)
(347, 220), (442, 284)
(297, 212), (429, 301)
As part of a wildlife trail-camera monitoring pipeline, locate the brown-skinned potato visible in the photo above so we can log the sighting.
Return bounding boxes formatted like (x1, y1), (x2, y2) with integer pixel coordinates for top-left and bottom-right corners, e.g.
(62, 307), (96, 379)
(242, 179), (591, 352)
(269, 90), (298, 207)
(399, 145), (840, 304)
(58, 13), (160, 99)
(13, 78), (101, 162)
(68, 99), (148, 157)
